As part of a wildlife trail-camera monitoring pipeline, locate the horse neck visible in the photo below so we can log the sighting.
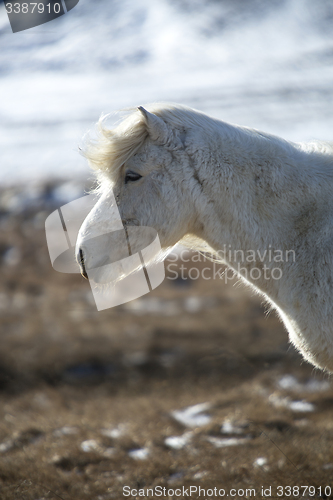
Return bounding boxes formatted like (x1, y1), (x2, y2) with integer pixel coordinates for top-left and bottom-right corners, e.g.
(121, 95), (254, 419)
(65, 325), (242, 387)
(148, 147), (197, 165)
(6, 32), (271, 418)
(189, 121), (328, 299)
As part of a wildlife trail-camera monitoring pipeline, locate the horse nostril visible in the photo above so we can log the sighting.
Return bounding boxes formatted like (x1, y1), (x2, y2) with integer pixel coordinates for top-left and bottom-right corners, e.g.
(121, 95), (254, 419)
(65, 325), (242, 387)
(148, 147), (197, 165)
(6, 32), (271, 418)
(78, 248), (88, 280)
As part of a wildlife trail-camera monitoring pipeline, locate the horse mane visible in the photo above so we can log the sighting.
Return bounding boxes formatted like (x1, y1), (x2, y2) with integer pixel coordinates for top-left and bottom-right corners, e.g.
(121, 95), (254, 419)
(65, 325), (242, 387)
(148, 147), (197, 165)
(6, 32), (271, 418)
(298, 140), (333, 156)
(82, 102), (333, 182)
(81, 109), (148, 176)
(81, 103), (231, 178)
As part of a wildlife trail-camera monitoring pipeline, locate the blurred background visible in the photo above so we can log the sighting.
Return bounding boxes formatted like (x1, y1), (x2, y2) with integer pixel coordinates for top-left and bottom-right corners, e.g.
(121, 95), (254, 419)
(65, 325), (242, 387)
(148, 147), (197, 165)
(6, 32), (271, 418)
(1, 0), (333, 183)
(1, 0), (333, 499)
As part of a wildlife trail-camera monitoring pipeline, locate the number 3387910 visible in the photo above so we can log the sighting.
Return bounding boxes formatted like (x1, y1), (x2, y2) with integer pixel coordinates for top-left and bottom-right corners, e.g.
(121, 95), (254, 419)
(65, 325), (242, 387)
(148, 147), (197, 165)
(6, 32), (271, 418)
(5, 3), (62, 14)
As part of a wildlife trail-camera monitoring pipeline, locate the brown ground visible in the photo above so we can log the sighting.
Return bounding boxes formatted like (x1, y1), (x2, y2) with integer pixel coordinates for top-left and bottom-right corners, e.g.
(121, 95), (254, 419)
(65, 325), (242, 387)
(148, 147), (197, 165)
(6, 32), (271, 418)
(0, 182), (333, 500)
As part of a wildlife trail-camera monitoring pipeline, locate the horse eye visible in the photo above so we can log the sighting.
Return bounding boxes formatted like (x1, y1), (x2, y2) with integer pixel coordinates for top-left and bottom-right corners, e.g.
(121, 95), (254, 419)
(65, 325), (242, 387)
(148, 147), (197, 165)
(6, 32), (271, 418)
(125, 171), (142, 184)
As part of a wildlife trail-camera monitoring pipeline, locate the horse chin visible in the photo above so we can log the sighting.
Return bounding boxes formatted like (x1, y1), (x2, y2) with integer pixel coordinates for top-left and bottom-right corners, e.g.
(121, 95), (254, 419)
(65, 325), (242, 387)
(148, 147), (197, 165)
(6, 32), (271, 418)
(87, 261), (125, 285)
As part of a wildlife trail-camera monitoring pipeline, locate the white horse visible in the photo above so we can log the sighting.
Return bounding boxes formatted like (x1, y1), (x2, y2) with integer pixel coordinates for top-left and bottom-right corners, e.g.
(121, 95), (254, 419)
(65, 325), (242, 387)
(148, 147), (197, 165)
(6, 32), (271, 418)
(76, 103), (333, 373)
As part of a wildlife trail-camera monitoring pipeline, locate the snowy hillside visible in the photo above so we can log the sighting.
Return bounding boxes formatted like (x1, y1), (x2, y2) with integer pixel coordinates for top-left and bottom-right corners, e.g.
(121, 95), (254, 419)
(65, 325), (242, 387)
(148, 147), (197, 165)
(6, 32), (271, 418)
(0, 0), (333, 184)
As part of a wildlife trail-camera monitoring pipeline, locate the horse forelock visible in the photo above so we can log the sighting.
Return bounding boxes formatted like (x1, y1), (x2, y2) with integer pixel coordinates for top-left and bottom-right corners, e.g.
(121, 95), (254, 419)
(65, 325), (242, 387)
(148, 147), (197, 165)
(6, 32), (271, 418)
(81, 103), (227, 186)
(81, 108), (149, 181)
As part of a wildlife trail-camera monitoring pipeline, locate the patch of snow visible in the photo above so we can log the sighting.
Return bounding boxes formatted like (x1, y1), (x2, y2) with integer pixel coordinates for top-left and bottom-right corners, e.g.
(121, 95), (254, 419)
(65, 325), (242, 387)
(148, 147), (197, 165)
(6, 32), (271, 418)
(171, 402), (211, 428)
(80, 439), (100, 452)
(53, 426), (79, 437)
(269, 394), (315, 412)
(101, 424), (127, 439)
(278, 374), (330, 393)
(288, 400), (315, 412)
(0, 439), (14, 453)
(128, 447), (150, 460)
(254, 457), (267, 467)
(193, 471), (208, 480)
(206, 436), (251, 448)
(164, 432), (193, 450)
(221, 420), (247, 435)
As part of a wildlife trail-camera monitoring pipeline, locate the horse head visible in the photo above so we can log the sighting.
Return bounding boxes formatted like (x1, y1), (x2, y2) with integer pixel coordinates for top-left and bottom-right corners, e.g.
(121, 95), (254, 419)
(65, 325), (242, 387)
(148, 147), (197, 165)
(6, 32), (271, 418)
(75, 105), (200, 283)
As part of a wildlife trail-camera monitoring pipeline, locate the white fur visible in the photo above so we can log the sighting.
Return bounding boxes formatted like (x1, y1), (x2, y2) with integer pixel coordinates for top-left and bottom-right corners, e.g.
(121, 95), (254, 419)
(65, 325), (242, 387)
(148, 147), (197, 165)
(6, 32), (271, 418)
(77, 103), (333, 373)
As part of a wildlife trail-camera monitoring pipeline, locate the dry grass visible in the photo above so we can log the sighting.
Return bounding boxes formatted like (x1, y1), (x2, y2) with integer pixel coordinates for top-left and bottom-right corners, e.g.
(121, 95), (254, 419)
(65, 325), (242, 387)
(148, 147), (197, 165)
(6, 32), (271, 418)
(0, 182), (332, 499)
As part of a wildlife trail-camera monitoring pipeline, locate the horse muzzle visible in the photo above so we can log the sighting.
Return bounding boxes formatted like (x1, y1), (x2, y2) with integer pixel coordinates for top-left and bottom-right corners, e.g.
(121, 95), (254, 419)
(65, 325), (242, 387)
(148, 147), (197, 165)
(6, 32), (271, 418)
(77, 248), (89, 280)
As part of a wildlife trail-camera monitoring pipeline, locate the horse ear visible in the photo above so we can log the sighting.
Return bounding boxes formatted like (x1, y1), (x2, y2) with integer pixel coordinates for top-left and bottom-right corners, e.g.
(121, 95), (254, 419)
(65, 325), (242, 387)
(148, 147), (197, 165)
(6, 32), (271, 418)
(137, 106), (170, 144)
